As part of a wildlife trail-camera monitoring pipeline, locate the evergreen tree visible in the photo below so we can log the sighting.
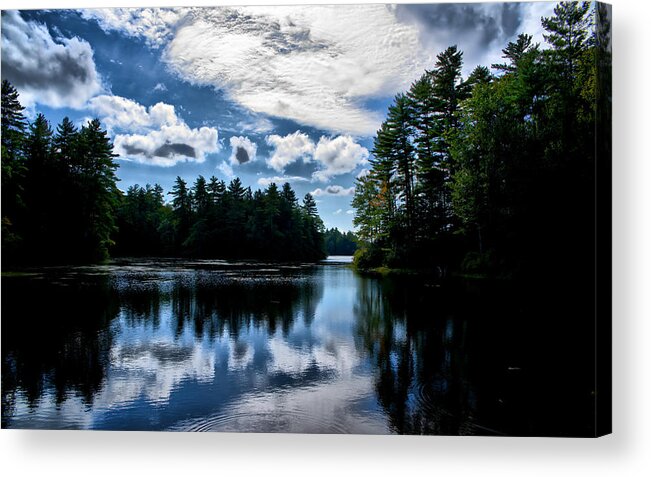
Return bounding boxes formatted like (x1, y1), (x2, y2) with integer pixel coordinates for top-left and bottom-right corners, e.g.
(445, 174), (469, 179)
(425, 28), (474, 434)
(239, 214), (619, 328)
(492, 34), (538, 74)
(23, 114), (54, 255)
(542, 2), (593, 81)
(1, 81), (27, 254)
(302, 193), (318, 218)
(115, 184), (169, 256)
(351, 3), (605, 278)
(207, 176), (226, 205)
(75, 119), (119, 261)
(169, 176), (192, 253)
(192, 175), (210, 214)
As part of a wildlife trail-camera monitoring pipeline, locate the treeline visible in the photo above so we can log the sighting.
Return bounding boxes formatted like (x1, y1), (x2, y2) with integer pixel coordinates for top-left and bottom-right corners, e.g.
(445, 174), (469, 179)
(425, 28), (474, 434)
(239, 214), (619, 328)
(114, 177), (326, 260)
(2, 81), (118, 263)
(1, 80), (326, 263)
(323, 227), (357, 256)
(352, 2), (611, 279)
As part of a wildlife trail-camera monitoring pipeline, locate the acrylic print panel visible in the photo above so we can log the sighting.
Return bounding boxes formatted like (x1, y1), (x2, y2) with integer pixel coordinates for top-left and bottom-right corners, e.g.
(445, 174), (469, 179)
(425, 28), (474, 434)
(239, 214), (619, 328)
(0, 2), (611, 436)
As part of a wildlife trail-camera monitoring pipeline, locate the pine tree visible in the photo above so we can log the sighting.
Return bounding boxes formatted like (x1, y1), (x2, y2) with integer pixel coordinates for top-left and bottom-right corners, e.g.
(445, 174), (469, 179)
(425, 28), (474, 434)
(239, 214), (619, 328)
(542, 2), (593, 81)
(1, 80), (27, 254)
(169, 176), (192, 253)
(192, 175), (210, 214)
(76, 118), (119, 261)
(492, 34), (538, 74)
(1, 80), (27, 162)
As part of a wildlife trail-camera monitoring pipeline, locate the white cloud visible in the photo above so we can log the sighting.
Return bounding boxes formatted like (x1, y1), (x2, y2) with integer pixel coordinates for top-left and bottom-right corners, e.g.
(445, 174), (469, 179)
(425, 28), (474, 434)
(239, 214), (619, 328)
(265, 131), (315, 172)
(84, 5), (430, 135)
(88, 95), (177, 132)
(236, 117), (274, 134)
(1, 11), (102, 109)
(311, 185), (355, 197)
(312, 136), (369, 182)
(346, 209), (355, 215)
(153, 82), (167, 91)
(228, 136), (257, 165)
(264, 131), (368, 180)
(218, 161), (234, 179)
(334, 209), (343, 215)
(257, 176), (309, 187)
(80, 5), (558, 135)
(394, 2), (557, 76)
(165, 5), (429, 135)
(519, 2), (558, 48)
(88, 95), (220, 167)
(80, 7), (186, 48)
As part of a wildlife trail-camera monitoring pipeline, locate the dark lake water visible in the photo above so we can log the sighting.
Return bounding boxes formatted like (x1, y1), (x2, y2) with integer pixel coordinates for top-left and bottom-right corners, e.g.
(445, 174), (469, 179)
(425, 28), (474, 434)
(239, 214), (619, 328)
(1, 258), (596, 435)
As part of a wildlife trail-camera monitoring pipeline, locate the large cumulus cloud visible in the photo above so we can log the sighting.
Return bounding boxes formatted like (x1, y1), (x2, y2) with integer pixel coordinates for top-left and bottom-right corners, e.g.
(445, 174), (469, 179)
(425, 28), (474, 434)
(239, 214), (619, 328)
(88, 95), (219, 167)
(82, 5), (429, 136)
(264, 131), (368, 182)
(82, 4), (556, 135)
(1, 10), (102, 109)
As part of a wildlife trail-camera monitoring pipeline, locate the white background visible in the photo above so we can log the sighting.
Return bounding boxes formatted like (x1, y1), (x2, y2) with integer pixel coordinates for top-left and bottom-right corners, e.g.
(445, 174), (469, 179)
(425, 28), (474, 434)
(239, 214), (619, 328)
(1, 0), (649, 475)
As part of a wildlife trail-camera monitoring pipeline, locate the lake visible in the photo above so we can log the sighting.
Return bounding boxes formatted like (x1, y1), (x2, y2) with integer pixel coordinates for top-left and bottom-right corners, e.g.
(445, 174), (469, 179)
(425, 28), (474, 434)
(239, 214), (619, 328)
(1, 258), (595, 435)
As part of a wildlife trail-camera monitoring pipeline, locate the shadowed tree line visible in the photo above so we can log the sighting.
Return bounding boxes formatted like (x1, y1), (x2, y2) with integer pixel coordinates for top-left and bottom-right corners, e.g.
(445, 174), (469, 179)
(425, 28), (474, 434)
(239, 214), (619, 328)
(114, 176), (326, 260)
(2, 84), (119, 263)
(352, 2), (611, 282)
(1, 82), (327, 263)
(323, 227), (357, 256)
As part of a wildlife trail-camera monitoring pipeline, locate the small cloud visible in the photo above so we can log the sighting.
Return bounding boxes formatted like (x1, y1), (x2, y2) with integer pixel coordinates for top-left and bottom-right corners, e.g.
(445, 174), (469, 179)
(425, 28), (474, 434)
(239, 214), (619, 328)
(153, 82), (167, 91)
(334, 209), (343, 215)
(218, 161), (234, 179)
(236, 117), (274, 134)
(81, 7), (185, 48)
(346, 209), (354, 215)
(356, 168), (370, 178)
(311, 185), (355, 197)
(312, 136), (369, 182)
(265, 131), (315, 172)
(264, 131), (368, 180)
(257, 176), (309, 187)
(228, 135), (257, 165)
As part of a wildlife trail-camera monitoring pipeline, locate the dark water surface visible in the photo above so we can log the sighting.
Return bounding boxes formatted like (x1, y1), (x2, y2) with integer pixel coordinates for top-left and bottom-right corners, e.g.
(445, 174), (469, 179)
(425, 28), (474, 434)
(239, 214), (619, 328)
(1, 258), (595, 435)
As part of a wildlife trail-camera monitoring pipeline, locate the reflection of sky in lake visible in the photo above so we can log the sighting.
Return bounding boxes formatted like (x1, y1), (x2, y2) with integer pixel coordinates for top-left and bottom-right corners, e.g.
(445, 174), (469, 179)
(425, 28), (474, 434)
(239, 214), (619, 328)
(3, 259), (599, 436)
(5, 264), (389, 433)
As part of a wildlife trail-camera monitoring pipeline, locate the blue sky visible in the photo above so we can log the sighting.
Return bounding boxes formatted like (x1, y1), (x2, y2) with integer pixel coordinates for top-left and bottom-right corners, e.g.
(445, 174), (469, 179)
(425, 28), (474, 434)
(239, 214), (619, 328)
(1, 2), (554, 231)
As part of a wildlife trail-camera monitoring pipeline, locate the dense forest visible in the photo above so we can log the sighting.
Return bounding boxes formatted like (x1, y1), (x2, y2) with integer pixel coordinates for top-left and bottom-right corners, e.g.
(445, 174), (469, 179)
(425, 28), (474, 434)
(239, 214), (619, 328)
(352, 2), (611, 280)
(323, 227), (357, 256)
(1, 85), (326, 263)
(1, 92), (119, 263)
(114, 177), (325, 260)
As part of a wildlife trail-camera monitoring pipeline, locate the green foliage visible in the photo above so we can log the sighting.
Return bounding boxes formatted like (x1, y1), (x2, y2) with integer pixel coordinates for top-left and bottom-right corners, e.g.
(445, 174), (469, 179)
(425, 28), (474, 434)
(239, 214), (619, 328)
(352, 2), (606, 279)
(114, 184), (170, 256)
(2, 88), (119, 263)
(353, 244), (384, 270)
(324, 227), (357, 255)
(147, 179), (326, 261)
